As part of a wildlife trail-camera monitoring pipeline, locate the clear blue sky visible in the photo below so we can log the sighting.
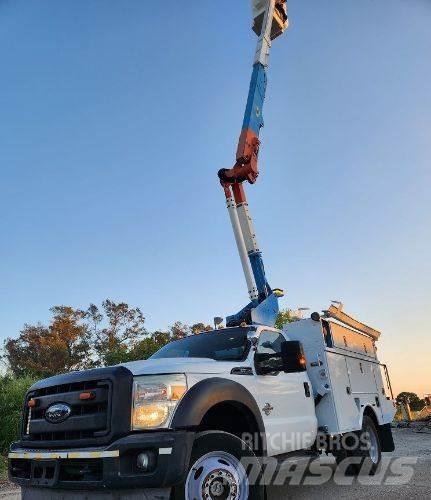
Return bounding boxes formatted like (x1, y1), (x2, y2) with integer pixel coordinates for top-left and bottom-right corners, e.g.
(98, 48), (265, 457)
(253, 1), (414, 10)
(1, 1), (430, 395)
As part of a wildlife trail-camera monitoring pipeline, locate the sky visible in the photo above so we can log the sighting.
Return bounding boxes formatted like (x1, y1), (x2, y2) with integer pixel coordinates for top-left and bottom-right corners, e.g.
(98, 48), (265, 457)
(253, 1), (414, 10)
(1, 0), (430, 397)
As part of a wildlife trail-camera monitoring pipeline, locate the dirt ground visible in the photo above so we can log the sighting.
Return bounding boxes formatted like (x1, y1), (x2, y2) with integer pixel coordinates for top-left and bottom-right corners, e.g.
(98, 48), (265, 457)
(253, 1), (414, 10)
(1, 427), (430, 499)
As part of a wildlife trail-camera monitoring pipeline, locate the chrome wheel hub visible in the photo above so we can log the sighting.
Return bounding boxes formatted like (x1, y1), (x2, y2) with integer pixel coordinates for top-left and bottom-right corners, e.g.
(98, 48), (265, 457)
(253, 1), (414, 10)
(204, 468), (236, 499)
(185, 451), (249, 500)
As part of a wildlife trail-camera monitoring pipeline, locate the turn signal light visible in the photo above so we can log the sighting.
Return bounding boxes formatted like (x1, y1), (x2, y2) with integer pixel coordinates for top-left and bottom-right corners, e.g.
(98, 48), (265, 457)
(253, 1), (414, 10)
(28, 398), (38, 408)
(79, 391), (96, 401)
(170, 385), (187, 401)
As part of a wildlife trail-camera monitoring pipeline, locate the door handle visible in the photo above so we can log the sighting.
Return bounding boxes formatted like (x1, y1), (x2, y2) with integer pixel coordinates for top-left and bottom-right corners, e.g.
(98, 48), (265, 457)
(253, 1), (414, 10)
(310, 354), (323, 367)
(304, 382), (311, 398)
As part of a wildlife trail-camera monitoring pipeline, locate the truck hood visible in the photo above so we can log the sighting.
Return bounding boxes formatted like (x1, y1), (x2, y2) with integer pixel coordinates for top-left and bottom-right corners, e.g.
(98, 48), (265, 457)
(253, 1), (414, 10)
(120, 357), (242, 376)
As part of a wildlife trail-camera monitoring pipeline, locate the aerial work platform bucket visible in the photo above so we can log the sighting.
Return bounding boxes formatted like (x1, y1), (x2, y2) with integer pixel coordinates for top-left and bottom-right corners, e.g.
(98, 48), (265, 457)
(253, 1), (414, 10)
(252, 0), (288, 40)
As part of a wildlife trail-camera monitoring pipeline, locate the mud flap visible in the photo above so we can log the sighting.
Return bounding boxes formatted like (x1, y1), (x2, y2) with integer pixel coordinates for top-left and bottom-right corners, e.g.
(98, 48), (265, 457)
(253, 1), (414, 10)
(378, 423), (395, 452)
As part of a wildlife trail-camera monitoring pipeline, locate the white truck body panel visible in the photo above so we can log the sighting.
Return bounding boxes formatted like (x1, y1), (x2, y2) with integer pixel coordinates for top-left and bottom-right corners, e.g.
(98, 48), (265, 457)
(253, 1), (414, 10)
(284, 318), (395, 435)
(251, 370), (317, 454)
(186, 369), (317, 457)
(325, 351), (359, 432)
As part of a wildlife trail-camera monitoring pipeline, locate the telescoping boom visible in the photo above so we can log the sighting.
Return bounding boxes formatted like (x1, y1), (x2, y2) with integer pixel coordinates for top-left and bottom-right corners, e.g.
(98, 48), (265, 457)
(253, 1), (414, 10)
(218, 0), (288, 327)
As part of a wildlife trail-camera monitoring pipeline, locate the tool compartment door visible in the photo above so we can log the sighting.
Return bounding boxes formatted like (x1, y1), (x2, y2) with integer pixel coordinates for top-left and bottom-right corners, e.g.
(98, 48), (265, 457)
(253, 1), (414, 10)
(374, 364), (396, 423)
(345, 358), (378, 394)
(326, 351), (360, 432)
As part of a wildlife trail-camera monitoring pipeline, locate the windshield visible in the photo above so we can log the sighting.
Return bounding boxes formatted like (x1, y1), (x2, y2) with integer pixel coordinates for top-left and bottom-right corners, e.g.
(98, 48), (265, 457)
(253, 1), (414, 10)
(150, 328), (251, 361)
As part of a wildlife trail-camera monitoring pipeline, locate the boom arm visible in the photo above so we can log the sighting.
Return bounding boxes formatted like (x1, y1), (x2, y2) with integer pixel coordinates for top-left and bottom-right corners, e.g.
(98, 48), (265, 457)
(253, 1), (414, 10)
(218, 0), (288, 327)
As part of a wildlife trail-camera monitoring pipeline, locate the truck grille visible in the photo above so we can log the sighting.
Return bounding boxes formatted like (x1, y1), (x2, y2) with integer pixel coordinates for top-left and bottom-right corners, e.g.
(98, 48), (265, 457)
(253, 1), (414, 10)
(19, 366), (133, 449)
(23, 379), (111, 443)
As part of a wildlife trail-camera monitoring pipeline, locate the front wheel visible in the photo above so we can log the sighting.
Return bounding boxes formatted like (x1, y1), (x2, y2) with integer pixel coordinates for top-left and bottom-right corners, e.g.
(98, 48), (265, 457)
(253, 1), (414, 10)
(172, 431), (264, 500)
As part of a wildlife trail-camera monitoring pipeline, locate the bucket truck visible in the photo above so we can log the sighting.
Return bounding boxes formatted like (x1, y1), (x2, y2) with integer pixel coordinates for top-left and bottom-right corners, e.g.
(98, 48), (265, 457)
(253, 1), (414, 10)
(8, 3), (396, 499)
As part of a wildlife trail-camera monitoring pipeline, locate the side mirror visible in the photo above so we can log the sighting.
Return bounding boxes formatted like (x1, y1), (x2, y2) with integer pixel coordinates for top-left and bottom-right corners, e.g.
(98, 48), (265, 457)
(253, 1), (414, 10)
(255, 340), (307, 375)
(281, 341), (307, 373)
(255, 345), (285, 375)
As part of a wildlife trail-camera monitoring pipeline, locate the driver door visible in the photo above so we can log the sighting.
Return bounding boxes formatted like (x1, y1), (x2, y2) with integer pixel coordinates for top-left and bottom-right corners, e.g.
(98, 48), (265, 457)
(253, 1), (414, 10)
(251, 330), (317, 456)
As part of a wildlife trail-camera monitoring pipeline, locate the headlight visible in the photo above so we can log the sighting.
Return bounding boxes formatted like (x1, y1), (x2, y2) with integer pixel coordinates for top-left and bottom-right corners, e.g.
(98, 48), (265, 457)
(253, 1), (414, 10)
(131, 374), (187, 430)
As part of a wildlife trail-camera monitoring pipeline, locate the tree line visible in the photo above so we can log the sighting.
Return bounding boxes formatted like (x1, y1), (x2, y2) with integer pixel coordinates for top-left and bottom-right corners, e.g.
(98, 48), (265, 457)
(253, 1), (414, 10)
(0, 300), (427, 461)
(1, 300), (212, 379)
(2, 303), (426, 412)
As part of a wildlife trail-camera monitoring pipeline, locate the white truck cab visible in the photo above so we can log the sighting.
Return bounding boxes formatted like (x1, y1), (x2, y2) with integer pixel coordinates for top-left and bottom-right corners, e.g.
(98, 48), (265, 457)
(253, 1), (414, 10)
(9, 306), (395, 500)
(124, 324), (318, 457)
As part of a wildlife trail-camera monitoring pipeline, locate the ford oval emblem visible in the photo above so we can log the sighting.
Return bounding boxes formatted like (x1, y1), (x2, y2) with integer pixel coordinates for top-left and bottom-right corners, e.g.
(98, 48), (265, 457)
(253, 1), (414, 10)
(45, 403), (72, 423)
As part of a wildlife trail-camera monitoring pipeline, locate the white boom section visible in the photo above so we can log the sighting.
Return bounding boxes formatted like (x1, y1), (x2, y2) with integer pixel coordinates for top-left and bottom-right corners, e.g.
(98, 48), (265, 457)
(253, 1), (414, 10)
(226, 196), (259, 301)
(236, 201), (260, 254)
(254, 0), (276, 66)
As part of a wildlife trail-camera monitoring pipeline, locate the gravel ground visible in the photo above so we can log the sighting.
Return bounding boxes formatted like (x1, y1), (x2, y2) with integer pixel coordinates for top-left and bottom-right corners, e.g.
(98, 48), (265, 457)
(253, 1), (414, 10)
(268, 427), (431, 500)
(1, 428), (430, 499)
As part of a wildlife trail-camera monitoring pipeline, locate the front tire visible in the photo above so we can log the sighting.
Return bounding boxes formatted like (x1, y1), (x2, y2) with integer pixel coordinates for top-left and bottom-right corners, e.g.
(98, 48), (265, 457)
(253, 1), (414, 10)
(172, 431), (264, 500)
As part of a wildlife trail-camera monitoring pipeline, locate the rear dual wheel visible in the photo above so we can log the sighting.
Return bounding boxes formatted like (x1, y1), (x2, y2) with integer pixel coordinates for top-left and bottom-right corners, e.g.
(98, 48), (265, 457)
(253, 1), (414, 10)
(333, 416), (382, 475)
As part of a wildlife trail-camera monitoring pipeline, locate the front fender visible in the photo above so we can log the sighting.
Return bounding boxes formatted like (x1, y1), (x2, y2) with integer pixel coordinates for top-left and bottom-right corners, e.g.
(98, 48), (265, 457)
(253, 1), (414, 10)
(171, 377), (267, 454)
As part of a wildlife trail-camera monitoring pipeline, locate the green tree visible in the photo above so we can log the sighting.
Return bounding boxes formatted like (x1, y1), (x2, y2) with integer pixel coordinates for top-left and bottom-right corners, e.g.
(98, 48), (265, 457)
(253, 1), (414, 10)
(3, 299), (213, 374)
(124, 322), (213, 362)
(164, 322), (212, 341)
(275, 308), (295, 330)
(4, 306), (92, 378)
(85, 300), (146, 366)
(169, 321), (190, 340)
(396, 392), (425, 411)
(191, 323), (213, 335)
(0, 375), (36, 454)
(153, 330), (172, 348)
(128, 336), (162, 361)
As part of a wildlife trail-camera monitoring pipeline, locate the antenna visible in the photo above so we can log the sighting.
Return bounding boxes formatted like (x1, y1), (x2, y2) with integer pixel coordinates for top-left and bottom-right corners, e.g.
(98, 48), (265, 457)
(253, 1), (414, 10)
(331, 300), (344, 311)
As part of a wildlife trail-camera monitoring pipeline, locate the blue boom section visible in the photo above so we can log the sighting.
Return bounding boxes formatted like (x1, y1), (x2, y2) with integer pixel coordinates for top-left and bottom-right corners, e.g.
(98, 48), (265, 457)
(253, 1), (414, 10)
(226, 293), (279, 328)
(244, 63), (272, 302)
(241, 62), (272, 301)
(249, 251), (271, 300)
(242, 63), (267, 136)
(225, 61), (280, 328)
